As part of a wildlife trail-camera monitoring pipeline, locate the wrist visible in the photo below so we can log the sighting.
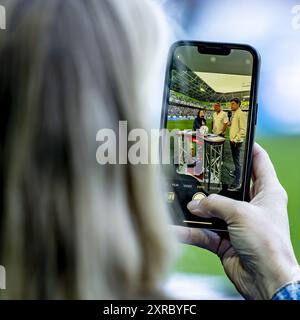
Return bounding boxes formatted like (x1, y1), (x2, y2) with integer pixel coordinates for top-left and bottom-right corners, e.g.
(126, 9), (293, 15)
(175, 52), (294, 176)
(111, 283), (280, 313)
(271, 280), (300, 300)
(261, 264), (300, 299)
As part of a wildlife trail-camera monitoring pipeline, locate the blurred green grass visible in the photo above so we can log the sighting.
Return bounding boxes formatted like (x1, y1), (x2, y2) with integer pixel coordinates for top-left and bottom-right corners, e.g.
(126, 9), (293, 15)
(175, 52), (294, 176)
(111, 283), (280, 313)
(173, 135), (300, 274)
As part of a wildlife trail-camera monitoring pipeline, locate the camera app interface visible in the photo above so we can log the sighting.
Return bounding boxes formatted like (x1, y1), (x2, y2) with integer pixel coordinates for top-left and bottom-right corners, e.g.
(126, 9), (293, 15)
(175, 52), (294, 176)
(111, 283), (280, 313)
(164, 45), (254, 221)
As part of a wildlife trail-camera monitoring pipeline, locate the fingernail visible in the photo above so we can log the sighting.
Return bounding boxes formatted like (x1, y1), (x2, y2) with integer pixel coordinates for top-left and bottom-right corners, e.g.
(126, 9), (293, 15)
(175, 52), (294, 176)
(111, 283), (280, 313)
(187, 199), (201, 211)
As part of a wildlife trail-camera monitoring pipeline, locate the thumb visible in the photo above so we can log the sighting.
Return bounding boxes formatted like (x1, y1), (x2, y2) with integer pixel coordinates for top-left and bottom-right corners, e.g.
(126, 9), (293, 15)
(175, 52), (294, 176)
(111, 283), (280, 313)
(187, 194), (242, 224)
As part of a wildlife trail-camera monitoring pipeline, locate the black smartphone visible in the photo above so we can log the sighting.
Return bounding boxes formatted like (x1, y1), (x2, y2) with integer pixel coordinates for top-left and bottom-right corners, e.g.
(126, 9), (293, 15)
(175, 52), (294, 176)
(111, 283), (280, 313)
(161, 41), (260, 231)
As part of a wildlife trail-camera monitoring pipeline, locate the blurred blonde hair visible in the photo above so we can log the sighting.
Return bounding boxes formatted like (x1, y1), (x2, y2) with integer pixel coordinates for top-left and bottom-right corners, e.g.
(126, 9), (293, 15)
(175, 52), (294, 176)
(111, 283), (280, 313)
(0, 0), (174, 299)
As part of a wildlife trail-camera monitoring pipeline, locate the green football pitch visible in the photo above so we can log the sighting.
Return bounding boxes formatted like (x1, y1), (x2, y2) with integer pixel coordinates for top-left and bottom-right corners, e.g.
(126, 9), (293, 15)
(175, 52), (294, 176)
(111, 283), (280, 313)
(169, 122), (300, 276)
(167, 119), (195, 130)
(167, 119), (229, 138)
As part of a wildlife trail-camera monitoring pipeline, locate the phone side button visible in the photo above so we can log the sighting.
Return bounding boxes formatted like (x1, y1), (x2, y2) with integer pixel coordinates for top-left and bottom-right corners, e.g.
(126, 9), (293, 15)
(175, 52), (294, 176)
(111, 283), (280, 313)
(255, 103), (258, 125)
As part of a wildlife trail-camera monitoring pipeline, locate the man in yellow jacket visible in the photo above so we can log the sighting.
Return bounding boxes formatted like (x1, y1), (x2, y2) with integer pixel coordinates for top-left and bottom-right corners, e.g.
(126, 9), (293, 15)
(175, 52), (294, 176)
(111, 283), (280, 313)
(228, 98), (247, 191)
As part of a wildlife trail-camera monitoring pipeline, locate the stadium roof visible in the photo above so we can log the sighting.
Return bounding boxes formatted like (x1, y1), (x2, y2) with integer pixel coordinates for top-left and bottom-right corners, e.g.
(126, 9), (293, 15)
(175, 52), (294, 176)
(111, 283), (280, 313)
(170, 46), (252, 102)
(170, 68), (250, 102)
(195, 72), (251, 93)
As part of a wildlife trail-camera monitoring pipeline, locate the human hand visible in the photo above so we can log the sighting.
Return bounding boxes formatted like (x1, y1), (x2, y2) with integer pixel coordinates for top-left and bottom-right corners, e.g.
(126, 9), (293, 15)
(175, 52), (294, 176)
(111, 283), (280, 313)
(174, 143), (300, 300)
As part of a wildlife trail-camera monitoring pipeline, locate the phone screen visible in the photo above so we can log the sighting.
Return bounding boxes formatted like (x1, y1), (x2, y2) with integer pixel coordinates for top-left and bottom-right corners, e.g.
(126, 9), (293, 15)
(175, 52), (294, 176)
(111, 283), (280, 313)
(161, 42), (258, 228)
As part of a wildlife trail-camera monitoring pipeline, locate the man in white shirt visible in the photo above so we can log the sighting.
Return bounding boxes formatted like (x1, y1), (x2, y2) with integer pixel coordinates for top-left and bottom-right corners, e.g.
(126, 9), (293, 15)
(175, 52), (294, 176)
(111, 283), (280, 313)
(228, 98), (247, 191)
(212, 103), (228, 137)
